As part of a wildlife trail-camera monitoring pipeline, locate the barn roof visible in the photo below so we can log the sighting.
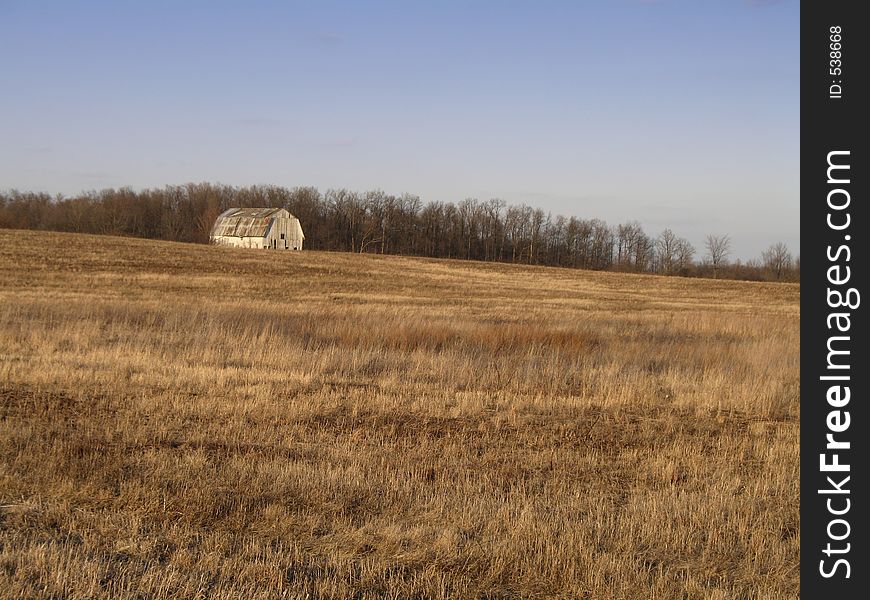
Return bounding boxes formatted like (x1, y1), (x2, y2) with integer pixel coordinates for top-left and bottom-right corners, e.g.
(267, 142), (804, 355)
(212, 207), (292, 238)
(219, 207), (287, 219)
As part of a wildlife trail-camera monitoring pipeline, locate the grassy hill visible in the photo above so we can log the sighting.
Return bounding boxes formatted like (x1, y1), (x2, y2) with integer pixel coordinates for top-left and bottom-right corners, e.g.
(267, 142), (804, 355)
(0, 229), (799, 599)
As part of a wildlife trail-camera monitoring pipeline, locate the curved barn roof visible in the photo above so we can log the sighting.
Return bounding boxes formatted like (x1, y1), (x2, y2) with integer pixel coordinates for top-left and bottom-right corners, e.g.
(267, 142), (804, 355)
(212, 207), (300, 238)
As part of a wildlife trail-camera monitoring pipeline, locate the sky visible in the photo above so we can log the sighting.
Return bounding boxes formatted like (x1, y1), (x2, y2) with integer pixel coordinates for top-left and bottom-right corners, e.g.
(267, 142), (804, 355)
(0, 0), (799, 260)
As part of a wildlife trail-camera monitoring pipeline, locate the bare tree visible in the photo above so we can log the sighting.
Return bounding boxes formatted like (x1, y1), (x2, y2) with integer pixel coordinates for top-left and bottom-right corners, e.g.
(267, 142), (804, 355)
(326, 188), (365, 252)
(675, 239), (696, 275)
(359, 190), (387, 253)
(616, 221), (652, 272)
(504, 204), (531, 262)
(704, 234), (731, 278)
(529, 208), (547, 264)
(762, 242), (793, 280)
(656, 229), (679, 274)
(481, 198), (505, 261)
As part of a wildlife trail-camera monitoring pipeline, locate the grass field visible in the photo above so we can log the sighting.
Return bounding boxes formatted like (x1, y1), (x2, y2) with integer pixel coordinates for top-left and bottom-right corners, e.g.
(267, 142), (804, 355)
(0, 229), (799, 599)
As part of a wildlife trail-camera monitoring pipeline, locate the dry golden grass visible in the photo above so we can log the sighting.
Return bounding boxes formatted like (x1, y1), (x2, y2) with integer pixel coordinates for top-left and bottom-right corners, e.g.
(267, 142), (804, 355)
(0, 229), (799, 599)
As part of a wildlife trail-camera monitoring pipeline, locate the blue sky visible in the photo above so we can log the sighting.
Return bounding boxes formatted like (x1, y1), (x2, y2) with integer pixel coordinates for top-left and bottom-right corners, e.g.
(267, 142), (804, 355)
(0, 0), (799, 260)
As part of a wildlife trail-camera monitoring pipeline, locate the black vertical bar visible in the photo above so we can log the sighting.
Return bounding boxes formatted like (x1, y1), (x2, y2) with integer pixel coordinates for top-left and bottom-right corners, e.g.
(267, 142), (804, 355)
(801, 2), (867, 596)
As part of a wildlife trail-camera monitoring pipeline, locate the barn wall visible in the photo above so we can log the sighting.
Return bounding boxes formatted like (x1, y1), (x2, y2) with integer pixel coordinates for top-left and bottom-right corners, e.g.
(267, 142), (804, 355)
(288, 218), (304, 250)
(261, 217), (303, 250)
(212, 236), (265, 248)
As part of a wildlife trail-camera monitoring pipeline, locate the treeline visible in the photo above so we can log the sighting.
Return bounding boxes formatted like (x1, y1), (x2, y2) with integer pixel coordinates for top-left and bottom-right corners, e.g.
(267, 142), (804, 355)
(0, 183), (799, 282)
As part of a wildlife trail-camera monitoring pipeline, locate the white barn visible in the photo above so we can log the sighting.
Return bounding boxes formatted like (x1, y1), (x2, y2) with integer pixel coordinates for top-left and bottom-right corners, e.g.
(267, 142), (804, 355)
(210, 208), (304, 250)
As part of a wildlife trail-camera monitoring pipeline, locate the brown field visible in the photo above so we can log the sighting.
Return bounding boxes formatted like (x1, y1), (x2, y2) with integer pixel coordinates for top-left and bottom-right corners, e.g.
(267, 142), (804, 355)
(0, 229), (799, 599)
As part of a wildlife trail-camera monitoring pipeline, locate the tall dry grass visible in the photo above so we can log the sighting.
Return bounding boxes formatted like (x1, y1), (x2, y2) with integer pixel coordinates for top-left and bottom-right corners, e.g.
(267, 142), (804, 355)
(0, 229), (798, 598)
